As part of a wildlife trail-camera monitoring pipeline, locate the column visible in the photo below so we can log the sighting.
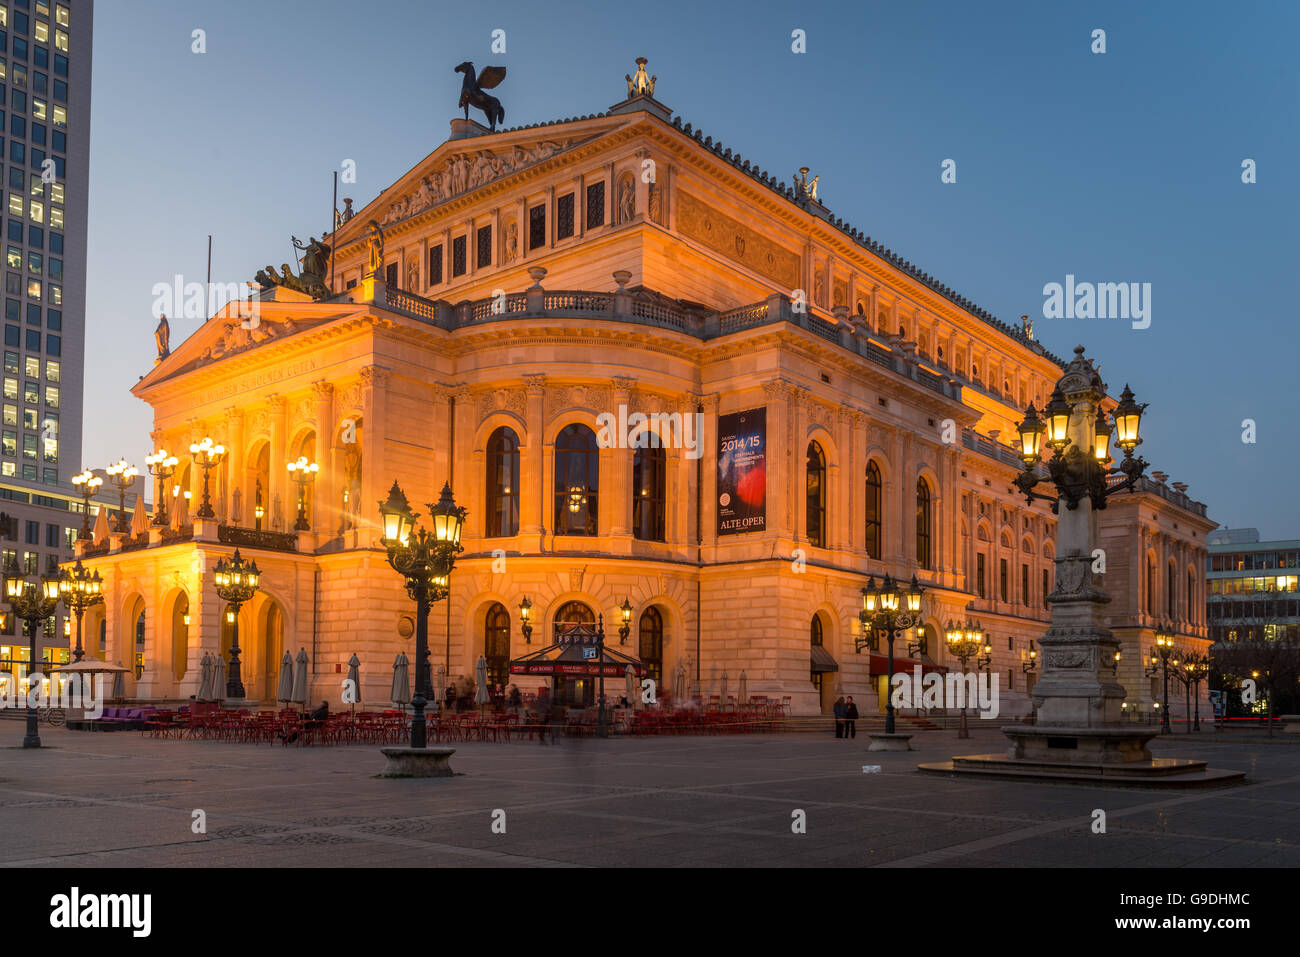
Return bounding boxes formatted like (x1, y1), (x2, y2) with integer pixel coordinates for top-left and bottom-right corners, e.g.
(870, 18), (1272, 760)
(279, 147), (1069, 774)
(792, 388), (809, 544)
(359, 367), (390, 545)
(520, 375), (546, 544)
(311, 381), (335, 538)
(225, 408), (244, 524)
(268, 395), (287, 531)
(834, 407), (852, 553)
(609, 378), (634, 541)
(452, 384), (475, 507)
(696, 392), (718, 553)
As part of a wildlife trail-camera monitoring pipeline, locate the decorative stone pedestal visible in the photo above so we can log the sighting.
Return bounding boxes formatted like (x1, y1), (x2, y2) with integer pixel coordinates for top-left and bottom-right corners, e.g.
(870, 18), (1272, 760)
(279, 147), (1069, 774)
(1004, 726), (1158, 764)
(866, 733), (913, 752)
(379, 746), (456, 778)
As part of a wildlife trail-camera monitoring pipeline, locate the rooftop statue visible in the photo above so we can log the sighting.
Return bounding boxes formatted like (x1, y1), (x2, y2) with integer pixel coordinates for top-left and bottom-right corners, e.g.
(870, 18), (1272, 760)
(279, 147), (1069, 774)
(254, 236), (331, 299)
(154, 313), (170, 363)
(626, 57), (656, 97)
(455, 61), (507, 131)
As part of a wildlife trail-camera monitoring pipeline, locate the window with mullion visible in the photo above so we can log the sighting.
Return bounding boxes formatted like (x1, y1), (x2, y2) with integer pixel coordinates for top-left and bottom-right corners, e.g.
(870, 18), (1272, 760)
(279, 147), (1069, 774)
(484, 427), (519, 538)
(554, 423), (598, 536)
(864, 460), (882, 559)
(632, 443), (665, 542)
(805, 441), (825, 548)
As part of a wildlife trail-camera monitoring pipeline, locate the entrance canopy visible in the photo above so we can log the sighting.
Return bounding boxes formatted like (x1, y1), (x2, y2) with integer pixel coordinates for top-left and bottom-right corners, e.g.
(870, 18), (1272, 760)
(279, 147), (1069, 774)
(509, 623), (646, 678)
(868, 653), (947, 676)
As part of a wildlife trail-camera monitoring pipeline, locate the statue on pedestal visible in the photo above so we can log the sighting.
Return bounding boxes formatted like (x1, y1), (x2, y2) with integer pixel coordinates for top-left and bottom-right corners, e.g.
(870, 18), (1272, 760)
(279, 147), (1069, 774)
(454, 62), (507, 131)
(154, 314), (171, 363)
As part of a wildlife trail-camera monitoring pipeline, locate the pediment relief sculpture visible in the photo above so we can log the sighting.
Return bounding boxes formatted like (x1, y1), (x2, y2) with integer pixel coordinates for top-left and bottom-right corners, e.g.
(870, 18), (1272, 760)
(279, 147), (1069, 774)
(199, 316), (299, 364)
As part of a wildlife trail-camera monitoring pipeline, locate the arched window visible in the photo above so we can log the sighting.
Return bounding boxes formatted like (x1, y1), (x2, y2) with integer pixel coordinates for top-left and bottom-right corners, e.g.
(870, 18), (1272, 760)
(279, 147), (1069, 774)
(916, 477), (933, 570)
(632, 443), (666, 542)
(864, 460), (882, 559)
(484, 602), (511, 690)
(638, 607), (664, 686)
(485, 427), (519, 538)
(806, 441), (826, 548)
(552, 600), (595, 640)
(554, 424), (599, 536)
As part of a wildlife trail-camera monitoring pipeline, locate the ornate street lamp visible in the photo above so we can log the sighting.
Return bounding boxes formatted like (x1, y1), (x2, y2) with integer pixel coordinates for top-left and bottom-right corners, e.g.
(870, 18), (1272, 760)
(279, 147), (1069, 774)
(378, 481), (466, 749)
(213, 549), (260, 699)
(254, 478), (265, 530)
(144, 450), (180, 527)
(1145, 623), (1177, 734)
(519, 595), (533, 644)
(71, 469), (103, 541)
(4, 559), (62, 748)
(286, 456), (319, 531)
(104, 458), (139, 533)
(618, 598), (633, 645)
(189, 438), (227, 520)
(1022, 645), (1038, 675)
(58, 560), (103, 663)
(944, 618), (985, 739)
(855, 573), (924, 734)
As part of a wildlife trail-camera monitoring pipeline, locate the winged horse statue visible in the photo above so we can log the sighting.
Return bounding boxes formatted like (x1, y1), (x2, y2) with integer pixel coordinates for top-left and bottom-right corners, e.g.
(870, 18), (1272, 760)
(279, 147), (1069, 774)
(455, 62), (507, 131)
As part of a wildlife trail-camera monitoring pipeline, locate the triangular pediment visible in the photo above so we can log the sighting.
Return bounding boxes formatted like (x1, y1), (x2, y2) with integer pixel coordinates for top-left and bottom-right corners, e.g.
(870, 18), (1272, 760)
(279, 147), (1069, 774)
(331, 113), (638, 246)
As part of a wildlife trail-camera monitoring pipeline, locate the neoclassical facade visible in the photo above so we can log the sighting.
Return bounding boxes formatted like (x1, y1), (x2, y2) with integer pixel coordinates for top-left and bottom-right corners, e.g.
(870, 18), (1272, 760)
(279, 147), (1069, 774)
(74, 67), (1214, 717)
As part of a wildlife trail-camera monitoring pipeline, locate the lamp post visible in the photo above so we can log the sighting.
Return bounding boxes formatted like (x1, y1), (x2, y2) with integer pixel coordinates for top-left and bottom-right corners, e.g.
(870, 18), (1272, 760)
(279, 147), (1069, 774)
(1145, 623), (1176, 734)
(104, 458), (139, 533)
(856, 573), (924, 734)
(618, 598), (633, 645)
(596, 615), (611, 739)
(1008, 347), (1151, 745)
(286, 456), (319, 531)
(58, 560), (103, 663)
(1186, 653), (1210, 732)
(944, 618), (985, 739)
(4, 560), (61, 748)
(213, 549), (260, 699)
(144, 450), (179, 527)
(519, 596), (533, 644)
(378, 481), (465, 750)
(189, 438), (227, 520)
(71, 469), (103, 541)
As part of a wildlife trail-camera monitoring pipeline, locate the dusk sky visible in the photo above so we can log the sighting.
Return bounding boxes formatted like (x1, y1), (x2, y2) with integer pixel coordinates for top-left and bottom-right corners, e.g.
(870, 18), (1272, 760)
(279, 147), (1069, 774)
(85, 0), (1299, 535)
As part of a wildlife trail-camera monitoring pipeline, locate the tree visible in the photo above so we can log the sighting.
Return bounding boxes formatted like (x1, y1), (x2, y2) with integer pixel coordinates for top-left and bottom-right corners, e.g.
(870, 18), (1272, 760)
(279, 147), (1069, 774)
(1212, 638), (1300, 736)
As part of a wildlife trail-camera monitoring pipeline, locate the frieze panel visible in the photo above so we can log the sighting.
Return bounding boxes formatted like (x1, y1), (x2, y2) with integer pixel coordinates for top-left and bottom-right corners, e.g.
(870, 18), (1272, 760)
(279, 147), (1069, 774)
(477, 388), (528, 423)
(675, 192), (799, 289)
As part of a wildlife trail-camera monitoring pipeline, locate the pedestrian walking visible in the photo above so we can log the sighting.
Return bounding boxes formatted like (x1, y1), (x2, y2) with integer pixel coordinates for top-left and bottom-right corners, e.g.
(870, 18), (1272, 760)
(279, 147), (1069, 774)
(833, 695), (845, 738)
(844, 696), (859, 739)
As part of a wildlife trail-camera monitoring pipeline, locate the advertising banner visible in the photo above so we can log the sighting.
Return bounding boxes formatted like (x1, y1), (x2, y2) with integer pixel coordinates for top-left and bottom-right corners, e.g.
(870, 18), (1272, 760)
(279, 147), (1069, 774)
(717, 408), (766, 535)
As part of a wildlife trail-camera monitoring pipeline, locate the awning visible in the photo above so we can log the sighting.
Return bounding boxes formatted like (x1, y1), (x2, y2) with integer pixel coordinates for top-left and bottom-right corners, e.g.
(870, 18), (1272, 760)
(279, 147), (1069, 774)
(810, 645), (839, 673)
(509, 622), (646, 678)
(868, 654), (947, 676)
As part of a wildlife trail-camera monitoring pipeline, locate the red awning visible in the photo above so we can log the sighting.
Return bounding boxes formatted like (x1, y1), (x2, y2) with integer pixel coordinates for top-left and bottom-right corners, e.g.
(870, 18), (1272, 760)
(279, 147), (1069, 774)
(868, 654), (947, 676)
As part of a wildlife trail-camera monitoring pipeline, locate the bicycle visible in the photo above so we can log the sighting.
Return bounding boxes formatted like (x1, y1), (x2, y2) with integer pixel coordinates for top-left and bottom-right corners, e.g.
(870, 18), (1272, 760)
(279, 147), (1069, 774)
(37, 707), (66, 727)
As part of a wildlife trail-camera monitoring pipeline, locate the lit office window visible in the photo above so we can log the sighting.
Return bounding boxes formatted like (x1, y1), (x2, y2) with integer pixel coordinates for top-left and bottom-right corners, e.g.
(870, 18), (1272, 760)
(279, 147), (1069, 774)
(0, 59), (6, 82)
(2, 377), (15, 399)
(23, 356), (36, 377)
(2, 353), (14, 374)
(34, 21), (47, 43)
(44, 360), (58, 382)
(1, 430), (13, 456)
(37, 1), (50, 16)
(28, 201), (43, 224)
(44, 385), (56, 408)
(23, 408), (36, 429)
(13, 65), (26, 89)
(23, 381), (37, 403)
(22, 434), (35, 459)
(47, 284), (59, 305)
(49, 206), (62, 229)
(42, 437), (56, 463)
(31, 99), (45, 121)
(1, 462), (12, 477)
(56, 6), (69, 28)
(50, 183), (63, 203)
(26, 279), (40, 300)
(28, 175), (42, 197)
(51, 106), (65, 129)
(7, 194), (21, 217)
(54, 30), (68, 53)
(0, 9), (7, 28)
(2, 404), (13, 426)
(5, 248), (19, 269)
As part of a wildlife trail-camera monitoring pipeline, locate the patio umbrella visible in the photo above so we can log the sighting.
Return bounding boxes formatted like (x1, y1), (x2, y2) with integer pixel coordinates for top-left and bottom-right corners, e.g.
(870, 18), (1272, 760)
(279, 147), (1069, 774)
(211, 654), (227, 704)
(435, 664), (446, 710)
(474, 655), (490, 709)
(738, 670), (748, 706)
(346, 653), (361, 712)
(672, 659), (686, 706)
(197, 652), (213, 701)
(719, 671), (729, 709)
(130, 493), (149, 538)
(625, 664), (637, 710)
(92, 506), (110, 544)
(391, 653), (410, 708)
(275, 651), (294, 705)
(111, 663), (127, 701)
(50, 660), (129, 720)
(291, 649), (309, 708)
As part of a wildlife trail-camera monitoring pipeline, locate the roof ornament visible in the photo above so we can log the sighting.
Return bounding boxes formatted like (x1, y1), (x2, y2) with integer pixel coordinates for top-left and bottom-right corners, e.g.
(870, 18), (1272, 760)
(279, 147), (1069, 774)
(454, 61), (507, 131)
(626, 57), (656, 97)
(795, 166), (819, 202)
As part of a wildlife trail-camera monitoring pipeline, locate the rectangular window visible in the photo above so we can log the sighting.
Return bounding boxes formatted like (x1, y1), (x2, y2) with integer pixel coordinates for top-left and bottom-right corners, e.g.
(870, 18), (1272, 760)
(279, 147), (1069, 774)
(46, 282), (57, 305)
(451, 235), (466, 277)
(556, 193), (574, 240)
(32, 71), (44, 95)
(42, 435), (54, 462)
(47, 232), (59, 254)
(12, 40), (25, 63)
(27, 171), (39, 195)
(3, 351), (14, 373)
(26, 278), (40, 299)
(22, 550), (36, 573)
(7, 192), (20, 216)
(7, 221), (19, 241)
(43, 384), (55, 407)
(5, 272), (17, 294)
(50, 104), (62, 127)
(25, 519), (39, 544)
(41, 466), (54, 484)
(24, 303), (36, 326)
(45, 333), (57, 355)
(25, 250), (39, 272)
(1, 462), (11, 476)
(1022, 563), (1030, 605)
(1042, 567), (1050, 605)
(1, 404), (12, 425)
(27, 225), (41, 247)
(52, 79), (64, 102)
(1, 429), (13, 456)
(27, 199), (40, 222)
(56, 6), (69, 28)
(586, 181), (605, 229)
(22, 433), (34, 458)
(47, 258), (58, 279)
(384, 261), (396, 287)
(427, 243), (442, 285)
(2, 376), (14, 398)
(999, 558), (1008, 603)
(5, 300), (17, 321)
(30, 96), (43, 120)
(22, 407), (34, 429)
(43, 522), (56, 547)
(528, 204), (545, 250)
(24, 328), (37, 350)
(976, 553), (986, 599)
(53, 30), (66, 53)
(476, 224), (491, 269)
(48, 205), (60, 228)
(23, 380), (36, 403)
(53, 54), (66, 78)
(44, 359), (57, 381)
(9, 142), (21, 165)
(33, 21), (46, 43)
(45, 307), (57, 330)
(5, 246), (17, 268)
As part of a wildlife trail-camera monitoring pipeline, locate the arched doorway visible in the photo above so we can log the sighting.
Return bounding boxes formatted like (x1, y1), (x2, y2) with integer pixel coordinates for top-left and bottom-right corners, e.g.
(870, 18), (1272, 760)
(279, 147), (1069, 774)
(171, 592), (190, 683)
(810, 612), (838, 714)
(638, 607), (664, 688)
(257, 600), (285, 702)
(551, 600), (595, 707)
(484, 602), (510, 692)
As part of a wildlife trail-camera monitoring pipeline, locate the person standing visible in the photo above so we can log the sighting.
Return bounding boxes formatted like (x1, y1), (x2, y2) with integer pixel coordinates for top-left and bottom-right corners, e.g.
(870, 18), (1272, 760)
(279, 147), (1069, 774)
(844, 696), (859, 739)
(833, 695), (846, 738)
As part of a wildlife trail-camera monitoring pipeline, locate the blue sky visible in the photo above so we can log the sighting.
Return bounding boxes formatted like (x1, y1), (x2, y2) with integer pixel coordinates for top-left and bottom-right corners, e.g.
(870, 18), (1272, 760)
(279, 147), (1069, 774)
(86, 0), (1299, 534)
